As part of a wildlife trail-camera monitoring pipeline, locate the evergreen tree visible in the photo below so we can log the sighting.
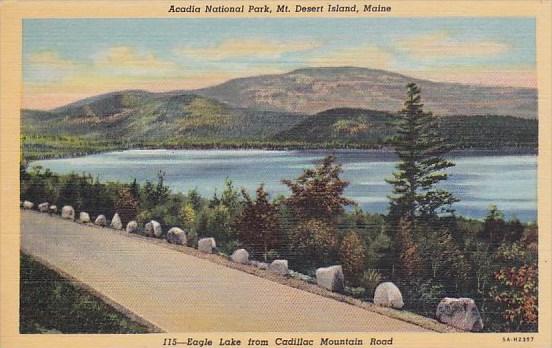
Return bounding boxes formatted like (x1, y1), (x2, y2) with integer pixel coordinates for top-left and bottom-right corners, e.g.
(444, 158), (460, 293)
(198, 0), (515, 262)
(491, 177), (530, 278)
(386, 83), (458, 224)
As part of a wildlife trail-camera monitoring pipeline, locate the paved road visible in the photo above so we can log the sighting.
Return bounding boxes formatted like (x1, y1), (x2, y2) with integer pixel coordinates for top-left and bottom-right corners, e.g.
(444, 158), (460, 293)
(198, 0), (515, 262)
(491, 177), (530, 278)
(21, 210), (428, 332)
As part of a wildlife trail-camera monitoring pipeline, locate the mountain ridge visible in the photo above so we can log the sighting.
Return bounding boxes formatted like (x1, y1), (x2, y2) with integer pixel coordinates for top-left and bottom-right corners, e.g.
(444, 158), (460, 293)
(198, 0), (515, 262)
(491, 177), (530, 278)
(21, 67), (538, 159)
(193, 67), (537, 119)
(35, 66), (537, 119)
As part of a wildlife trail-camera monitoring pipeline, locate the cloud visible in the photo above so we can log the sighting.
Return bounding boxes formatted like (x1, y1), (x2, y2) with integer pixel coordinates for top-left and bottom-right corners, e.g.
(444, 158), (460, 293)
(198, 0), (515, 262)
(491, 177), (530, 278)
(28, 50), (75, 67)
(175, 38), (321, 61)
(307, 45), (393, 69)
(396, 31), (510, 59)
(94, 46), (178, 76)
(25, 50), (80, 84)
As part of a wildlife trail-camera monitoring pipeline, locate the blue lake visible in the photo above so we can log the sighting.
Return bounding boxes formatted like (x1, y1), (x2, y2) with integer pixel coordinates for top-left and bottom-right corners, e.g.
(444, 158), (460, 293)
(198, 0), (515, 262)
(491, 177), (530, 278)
(31, 149), (537, 222)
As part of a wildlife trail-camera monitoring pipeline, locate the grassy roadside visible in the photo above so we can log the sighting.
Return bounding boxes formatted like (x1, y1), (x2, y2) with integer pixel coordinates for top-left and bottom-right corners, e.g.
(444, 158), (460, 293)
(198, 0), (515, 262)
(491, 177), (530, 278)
(20, 252), (152, 334)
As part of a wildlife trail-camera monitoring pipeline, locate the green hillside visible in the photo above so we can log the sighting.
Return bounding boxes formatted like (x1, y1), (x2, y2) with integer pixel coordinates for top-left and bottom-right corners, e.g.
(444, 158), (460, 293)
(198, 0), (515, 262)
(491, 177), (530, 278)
(275, 109), (538, 150)
(439, 115), (538, 149)
(273, 108), (395, 147)
(22, 91), (307, 143)
(21, 91), (538, 160)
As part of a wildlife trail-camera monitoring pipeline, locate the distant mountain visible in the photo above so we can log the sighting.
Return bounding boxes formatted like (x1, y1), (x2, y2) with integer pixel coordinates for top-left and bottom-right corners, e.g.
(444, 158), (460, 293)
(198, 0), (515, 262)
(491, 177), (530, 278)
(23, 91), (307, 143)
(21, 67), (538, 159)
(194, 67), (537, 119)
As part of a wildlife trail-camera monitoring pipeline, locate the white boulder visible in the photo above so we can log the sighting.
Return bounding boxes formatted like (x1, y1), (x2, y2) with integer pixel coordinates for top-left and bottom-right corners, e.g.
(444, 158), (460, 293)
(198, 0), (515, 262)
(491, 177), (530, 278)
(373, 282), (404, 309)
(38, 202), (49, 213)
(316, 265), (344, 292)
(231, 249), (250, 264)
(110, 213), (123, 230)
(126, 220), (138, 234)
(49, 205), (57, 214)
(167, 227), (187, 245)
(79, 212), (91, 223)
(144, 220), (162, 238)
(23, 201), (34, 210)
(61, 205), (75, 220)
(198, 237), (216, 253)
(94, 214), (107, 226)
(269, 259), (288, 275)
(436, 297), (484, 331)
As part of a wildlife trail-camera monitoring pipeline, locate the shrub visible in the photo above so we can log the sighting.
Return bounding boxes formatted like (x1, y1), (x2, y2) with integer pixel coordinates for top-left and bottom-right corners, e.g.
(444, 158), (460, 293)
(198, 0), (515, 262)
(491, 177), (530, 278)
(421, 229), (471, 294)
(114, 186), (139, 225)
(21, 166), (59, 204)
(362, 269), (382, 299)
(140, 171), (170, 210)
(180, 203), (196, 229)
(338, 231), (366, 285)
(282, 155), (354, 223)
(195, 205), (236, 249)
(289, 219), (339, 271)
(402, 278), (446, 318)
(488, 264), (538, 332)
(234, 185), (282, 261)
(364, 231), (392, 272)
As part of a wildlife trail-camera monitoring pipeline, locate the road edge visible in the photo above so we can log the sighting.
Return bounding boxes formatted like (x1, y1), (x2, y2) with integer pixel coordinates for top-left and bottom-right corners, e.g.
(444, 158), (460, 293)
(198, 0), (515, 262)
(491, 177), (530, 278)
(20, 248), (166, 334)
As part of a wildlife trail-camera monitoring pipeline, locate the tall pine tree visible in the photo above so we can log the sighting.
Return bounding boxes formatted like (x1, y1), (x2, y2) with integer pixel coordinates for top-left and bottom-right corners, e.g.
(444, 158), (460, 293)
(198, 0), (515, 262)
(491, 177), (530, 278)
(386, 83), (458, 225)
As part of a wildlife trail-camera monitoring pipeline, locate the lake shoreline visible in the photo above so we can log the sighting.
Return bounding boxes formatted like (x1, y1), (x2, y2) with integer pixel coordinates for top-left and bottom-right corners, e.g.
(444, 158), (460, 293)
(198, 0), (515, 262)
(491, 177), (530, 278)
(24, 143), (538, 161)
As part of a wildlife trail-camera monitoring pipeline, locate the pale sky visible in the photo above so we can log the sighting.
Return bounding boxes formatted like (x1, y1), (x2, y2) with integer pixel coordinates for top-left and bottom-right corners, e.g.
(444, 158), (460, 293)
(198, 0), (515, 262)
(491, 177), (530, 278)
(23, 18), (536, 110)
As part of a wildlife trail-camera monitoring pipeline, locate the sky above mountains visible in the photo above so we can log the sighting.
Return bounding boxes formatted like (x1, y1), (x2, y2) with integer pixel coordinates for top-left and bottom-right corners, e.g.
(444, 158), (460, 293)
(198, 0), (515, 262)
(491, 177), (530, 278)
(23, 18), (535, 109)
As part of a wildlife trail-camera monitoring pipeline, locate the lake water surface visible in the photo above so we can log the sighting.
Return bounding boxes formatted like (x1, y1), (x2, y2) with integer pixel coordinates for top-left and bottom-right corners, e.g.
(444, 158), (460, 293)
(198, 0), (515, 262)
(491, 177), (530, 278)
(32, 149), (537, 222)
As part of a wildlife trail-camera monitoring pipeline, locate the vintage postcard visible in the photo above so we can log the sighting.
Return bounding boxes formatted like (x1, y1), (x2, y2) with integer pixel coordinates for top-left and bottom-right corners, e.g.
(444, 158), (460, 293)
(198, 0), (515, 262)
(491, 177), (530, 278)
(1, 1), (551, 348)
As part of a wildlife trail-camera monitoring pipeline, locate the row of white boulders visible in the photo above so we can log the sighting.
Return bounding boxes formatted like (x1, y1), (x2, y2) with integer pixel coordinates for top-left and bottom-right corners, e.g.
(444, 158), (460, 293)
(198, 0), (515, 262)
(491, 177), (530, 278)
(436, 297), (484, 331)
(24, 200), (58, 214)
(198, 237), (216, 253)
(228, 248), (289, 276)
(316, 265), (345, 292)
